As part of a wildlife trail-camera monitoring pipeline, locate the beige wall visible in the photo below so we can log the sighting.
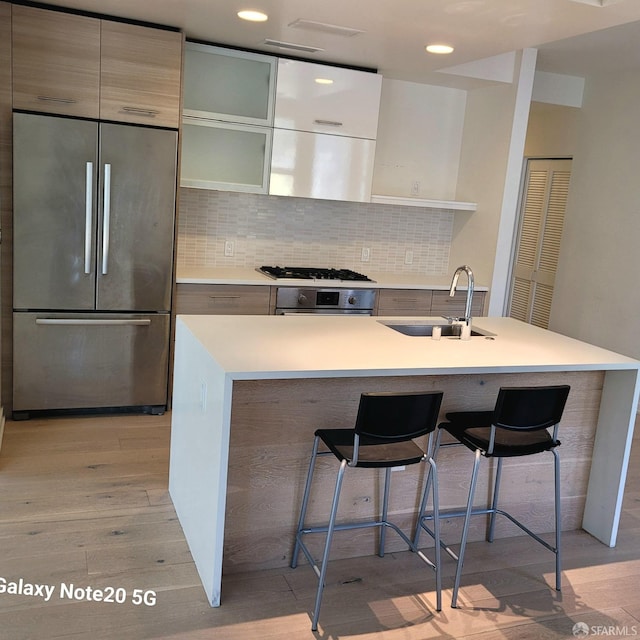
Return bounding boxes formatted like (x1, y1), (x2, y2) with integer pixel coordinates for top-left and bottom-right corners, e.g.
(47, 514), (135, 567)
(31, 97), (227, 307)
(451, 50), (536, 313)
(525, 102), (580, 158)
(549, 71), (640, 359)
(450, 81), (515, 289)
(372, 78), (466, 200)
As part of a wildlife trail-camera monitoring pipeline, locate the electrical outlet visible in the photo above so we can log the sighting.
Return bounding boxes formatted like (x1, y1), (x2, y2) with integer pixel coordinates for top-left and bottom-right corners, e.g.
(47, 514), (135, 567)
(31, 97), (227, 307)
(405, 250), (414, 265)
(361, 247), (371, 262)
(224, 240), (234, 257)
(411, 180), (420, 196)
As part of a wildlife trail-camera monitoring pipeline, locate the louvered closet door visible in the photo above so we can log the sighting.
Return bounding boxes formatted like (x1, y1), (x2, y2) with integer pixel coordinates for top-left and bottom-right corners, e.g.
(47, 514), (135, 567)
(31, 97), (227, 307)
(509, 159), (572, 328)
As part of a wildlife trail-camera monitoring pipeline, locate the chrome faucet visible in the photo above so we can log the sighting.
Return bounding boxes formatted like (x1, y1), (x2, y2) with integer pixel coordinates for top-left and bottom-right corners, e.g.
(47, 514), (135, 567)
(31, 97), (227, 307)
(448, 265), (475, 326)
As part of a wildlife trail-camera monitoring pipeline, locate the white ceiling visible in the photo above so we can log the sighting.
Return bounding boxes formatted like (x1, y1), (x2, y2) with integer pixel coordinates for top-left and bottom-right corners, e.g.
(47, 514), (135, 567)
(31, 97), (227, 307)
(46, 0), (640, 84)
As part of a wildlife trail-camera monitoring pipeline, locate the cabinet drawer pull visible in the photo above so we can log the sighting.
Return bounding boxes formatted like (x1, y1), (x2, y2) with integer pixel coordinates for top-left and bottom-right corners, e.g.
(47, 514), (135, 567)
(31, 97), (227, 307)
(209, 295), (241, 300)
(36, 318), (151, 326)
(314, 119), (343, 127)
(120, 106), (160, 117)
(37, 95), (77, 104)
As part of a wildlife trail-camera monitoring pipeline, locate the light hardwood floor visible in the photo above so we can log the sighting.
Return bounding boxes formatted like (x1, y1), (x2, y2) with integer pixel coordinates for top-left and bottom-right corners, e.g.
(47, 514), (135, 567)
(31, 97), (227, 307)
(0, 412), (638, 639)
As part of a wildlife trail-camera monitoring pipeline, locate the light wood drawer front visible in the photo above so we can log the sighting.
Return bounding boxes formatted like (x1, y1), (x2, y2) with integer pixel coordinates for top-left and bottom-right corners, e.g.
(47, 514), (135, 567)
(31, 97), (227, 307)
(377, 289), (432, 315)
(176, 284), (271, 315)
(431, 290), (486, 317)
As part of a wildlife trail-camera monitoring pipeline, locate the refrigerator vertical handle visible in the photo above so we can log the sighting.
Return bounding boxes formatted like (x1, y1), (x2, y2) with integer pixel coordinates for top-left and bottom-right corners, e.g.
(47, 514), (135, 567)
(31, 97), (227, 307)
(102, 163), (111, 275)
(85, 162), (93, 275)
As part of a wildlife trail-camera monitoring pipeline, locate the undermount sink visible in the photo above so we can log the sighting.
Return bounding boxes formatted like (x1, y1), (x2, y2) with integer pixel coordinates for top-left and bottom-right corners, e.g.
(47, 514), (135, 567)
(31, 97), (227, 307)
(379, 321), (494, 338)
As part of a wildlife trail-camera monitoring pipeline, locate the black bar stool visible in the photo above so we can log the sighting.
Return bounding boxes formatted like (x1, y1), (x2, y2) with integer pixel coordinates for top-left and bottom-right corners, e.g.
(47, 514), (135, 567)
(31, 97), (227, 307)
(414, 384), (570, 608)
(291, 390), (444, 631)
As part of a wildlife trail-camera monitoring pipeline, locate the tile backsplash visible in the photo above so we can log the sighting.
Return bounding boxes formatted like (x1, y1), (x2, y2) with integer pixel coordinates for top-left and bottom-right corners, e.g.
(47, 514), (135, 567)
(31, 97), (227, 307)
(177, 188), (454, 275)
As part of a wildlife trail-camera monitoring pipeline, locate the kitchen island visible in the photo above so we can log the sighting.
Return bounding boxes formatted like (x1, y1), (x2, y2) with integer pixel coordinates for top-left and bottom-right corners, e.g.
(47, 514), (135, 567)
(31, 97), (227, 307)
(169, 314), (640, 606)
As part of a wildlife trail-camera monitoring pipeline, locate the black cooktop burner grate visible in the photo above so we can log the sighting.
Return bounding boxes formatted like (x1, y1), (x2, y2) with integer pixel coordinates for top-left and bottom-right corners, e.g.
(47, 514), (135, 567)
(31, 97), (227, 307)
(259, 266), (374, 282)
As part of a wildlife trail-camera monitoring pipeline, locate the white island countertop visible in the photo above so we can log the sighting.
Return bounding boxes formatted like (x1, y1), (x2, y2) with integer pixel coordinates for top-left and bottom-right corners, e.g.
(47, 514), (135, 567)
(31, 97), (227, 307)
(175, 267), (489, 291)
(178, 314), (639, 379)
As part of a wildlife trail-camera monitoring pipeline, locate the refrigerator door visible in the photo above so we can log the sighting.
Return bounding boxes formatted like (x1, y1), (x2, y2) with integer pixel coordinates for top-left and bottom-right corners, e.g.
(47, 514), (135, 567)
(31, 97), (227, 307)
(97, 123), (177, 312)
(13, 312), (170, 412)
(13, 113), (98, 310)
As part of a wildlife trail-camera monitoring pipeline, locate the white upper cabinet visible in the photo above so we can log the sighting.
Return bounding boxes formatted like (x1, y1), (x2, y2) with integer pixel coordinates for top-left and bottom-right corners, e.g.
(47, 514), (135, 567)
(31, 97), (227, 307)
(270, 59), (381, 202)
(269, 129), (376, 202)
(274, 59), (382, 139)
(183, 43), (276, 125)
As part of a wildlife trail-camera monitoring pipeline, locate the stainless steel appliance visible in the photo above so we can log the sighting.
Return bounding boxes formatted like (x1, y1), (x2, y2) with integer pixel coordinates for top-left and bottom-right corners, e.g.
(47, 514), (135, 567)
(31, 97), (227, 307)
(258, 265), (374, 282)
(12, 112), (177, 417)
(275, 287), (376, 314)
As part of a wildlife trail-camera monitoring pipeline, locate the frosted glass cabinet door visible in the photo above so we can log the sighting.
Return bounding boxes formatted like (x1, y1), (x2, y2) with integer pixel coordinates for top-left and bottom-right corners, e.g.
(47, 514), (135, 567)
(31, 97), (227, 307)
(183, 43), (276, 125)
(181, 119), (272, 193)
(269, 128), (376, 202)
(274, 59), (382, 139)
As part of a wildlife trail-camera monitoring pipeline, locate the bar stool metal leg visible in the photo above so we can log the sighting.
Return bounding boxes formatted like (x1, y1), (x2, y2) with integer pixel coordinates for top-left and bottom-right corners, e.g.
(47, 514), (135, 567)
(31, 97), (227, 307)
(413, 430), (442, 548)
(291, 435), (321, 569)
(452, 448), (482, 608)
(487, 457), (503, 543)
(553, 448), (562, 591)
(379, 468), (392, 557)
(312, 459), (348, 632)
(429, 456), (442, 612)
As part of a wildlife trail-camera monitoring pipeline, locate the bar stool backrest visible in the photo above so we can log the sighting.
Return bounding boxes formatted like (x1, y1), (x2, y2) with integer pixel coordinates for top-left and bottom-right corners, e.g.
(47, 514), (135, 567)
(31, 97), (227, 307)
(355, 391), (443, 441)
(493, 385), (571, 431)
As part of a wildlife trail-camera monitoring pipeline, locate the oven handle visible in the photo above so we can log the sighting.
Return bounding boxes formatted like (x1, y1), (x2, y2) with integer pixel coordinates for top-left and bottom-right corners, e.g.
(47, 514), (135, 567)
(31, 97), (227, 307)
(275, 309), (373, 316)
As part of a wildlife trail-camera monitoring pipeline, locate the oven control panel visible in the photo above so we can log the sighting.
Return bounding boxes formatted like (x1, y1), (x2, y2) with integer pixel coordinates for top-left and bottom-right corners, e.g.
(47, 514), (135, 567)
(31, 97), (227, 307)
(276, 287), (376, 313)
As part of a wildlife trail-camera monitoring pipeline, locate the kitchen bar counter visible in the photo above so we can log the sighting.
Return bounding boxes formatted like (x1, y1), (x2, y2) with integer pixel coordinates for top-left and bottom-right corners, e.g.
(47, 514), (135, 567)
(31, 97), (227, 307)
(169, 314), (640, 606)
(176, 266), (489, 290)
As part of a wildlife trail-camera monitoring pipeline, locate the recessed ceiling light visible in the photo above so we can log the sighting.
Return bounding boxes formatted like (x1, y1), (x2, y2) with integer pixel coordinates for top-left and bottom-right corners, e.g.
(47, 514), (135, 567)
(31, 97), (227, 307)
(237, 10), (268, 22)
(426, 44), (454, 54)
(315, 78), (334, 85)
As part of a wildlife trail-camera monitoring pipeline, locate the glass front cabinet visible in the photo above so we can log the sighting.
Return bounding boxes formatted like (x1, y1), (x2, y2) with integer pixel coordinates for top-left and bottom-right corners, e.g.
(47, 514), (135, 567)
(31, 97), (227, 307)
(180, 43), (276, 193)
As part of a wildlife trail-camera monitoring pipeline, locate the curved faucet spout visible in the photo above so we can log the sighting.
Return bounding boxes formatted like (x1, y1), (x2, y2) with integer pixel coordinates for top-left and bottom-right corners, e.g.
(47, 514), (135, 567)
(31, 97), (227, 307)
(449, 265), (475, 325)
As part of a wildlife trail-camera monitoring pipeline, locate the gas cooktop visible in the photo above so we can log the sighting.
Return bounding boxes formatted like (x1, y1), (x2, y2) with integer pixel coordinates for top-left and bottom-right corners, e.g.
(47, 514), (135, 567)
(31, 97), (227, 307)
(258, 266), (374, 282)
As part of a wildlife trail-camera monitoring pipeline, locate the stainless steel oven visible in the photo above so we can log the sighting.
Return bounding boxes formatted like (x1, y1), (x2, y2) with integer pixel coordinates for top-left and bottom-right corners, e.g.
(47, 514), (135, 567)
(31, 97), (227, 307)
(275, 287), (376, 315)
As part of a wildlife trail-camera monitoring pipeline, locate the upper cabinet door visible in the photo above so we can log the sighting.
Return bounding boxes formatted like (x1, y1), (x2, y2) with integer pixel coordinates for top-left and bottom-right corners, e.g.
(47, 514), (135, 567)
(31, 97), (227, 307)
(100, 22), (182, 128)
(274, 59), (382, 140)
(269, 128), (376, 203)
(12, 5), (100, 118)
(183, 43), (276, 126)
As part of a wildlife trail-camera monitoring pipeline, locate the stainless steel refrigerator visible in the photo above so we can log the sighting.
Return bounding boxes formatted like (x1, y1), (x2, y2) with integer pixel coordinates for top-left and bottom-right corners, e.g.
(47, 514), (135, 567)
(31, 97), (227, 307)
(12, 112), (177, 417)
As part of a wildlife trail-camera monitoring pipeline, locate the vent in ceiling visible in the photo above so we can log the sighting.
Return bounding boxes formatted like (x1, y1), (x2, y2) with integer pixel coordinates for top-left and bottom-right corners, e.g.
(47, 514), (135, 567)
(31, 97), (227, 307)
(288, 19), (365, 37)
(262, 39), (325, 54)
(568, 0), (625, 6)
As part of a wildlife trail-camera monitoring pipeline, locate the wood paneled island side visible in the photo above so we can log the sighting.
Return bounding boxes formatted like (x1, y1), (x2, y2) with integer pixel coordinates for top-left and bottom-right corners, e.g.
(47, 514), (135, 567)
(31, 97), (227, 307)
(169, 315), (640, 606)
